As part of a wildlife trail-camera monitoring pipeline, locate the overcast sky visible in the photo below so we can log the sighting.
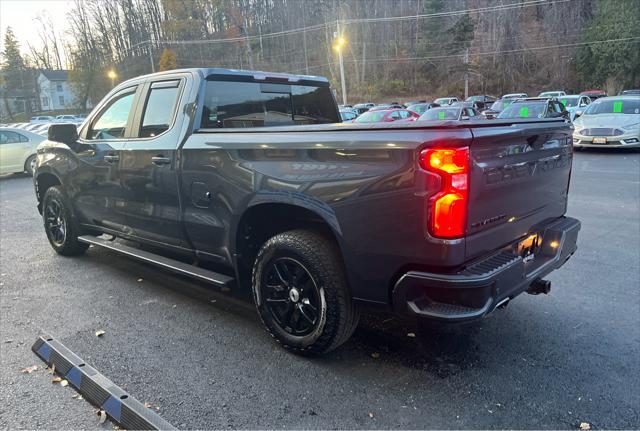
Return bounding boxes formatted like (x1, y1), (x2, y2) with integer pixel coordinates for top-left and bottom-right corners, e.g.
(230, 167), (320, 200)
(0, 0), (74, 60)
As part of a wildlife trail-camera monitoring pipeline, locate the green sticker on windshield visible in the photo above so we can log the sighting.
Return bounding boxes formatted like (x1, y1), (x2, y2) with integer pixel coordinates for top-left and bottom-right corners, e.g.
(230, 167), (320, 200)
(438, 111), (445, 120)
(560, 99), (567, 106)
(613, 101), (623, 113)
(519, 107), (529, 118)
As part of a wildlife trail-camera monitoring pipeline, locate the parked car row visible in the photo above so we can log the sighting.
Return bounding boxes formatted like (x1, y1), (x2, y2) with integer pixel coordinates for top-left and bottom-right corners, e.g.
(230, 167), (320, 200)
(29, 113), (87, 124)
(339, 91), (639, 151)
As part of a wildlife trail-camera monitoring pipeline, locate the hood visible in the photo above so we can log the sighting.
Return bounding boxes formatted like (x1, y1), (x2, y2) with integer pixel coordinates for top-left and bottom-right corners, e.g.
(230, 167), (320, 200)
(575, 114), (636, 128)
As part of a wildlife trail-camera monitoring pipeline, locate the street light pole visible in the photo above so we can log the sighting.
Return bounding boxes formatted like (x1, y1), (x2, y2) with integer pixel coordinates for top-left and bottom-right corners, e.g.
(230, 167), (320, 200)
(338, 47), (347, 106)
(107, 70), (117, 89)
(334, 21), (347, 106)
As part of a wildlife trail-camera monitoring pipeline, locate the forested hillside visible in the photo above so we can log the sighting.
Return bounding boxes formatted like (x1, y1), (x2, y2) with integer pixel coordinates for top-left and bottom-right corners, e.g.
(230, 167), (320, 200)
(4, 0), (640, 108)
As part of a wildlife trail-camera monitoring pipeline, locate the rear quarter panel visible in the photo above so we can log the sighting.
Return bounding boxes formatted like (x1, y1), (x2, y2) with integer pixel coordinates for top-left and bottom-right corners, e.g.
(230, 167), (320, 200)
(181, 127), (473, 304)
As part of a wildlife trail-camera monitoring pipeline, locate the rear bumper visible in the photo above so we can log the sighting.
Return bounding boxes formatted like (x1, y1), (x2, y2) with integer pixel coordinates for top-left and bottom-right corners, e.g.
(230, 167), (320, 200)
(392, 216), (581, 322)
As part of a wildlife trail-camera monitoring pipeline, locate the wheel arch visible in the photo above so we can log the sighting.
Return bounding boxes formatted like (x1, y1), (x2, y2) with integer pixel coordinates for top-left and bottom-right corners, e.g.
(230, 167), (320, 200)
(232, 200), (346, 291)
(35, 171), (62, 214)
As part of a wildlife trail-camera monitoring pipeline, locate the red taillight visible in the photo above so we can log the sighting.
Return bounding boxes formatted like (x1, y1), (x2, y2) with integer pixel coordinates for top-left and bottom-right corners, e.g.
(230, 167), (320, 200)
(419, 147), (469, 238)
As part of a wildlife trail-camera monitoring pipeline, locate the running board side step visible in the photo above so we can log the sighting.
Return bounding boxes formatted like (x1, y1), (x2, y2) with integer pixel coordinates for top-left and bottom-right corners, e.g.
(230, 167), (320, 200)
(78, 235), (234, 287)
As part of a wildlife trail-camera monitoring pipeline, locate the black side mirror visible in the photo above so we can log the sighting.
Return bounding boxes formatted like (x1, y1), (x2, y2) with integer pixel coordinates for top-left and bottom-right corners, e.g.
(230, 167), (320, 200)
(48, 123), (78, 146)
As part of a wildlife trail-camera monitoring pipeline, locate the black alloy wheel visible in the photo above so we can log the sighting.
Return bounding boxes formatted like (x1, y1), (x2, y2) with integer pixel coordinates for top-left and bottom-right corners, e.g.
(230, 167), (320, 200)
(44, 198), (67, 247)
(262, 257), (322, 337)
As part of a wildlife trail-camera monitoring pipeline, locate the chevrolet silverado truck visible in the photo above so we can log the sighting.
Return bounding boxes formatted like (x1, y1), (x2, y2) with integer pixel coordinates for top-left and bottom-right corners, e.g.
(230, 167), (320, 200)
(34, 68), (580, 355)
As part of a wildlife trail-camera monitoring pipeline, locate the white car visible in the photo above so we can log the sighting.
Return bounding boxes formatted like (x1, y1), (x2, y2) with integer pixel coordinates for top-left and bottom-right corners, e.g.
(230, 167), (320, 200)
(55, 115), (79, 123)
(539, 91), (566, 97)
(0, 127), (45, 175)
(30, 115), (55, 124)
(572, 96), (640, 149)
(559, 95), (592, 121)
(433, 97), (459, 105)
(502, 93), (528, 99)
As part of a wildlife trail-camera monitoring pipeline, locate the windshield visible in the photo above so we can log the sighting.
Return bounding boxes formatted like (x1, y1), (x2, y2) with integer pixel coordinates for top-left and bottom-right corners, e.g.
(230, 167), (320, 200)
(434, 98), (452, 104)
(420, 108), (460, 120)
(355, 111), (386, 122)
(411, 104), (430, 114)
(583, 99), (640, 115)
(559, 97), (580, 108)
(490, 99), (513, 111)
(498, 103), (547, 118)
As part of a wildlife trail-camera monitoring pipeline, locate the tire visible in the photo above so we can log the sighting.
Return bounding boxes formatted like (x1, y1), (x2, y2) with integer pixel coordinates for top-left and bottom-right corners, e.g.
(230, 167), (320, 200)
(42, 186), (89, 256)
(252, 229), (359, 356)
(24, 154), (37, 176)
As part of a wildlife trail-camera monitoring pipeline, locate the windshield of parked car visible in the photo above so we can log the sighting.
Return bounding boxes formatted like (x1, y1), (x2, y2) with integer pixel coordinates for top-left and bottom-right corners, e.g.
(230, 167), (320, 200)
(583, 99), (640, 115)
(354, 111), (386, 122)
(410, 103), (431, 114)
(559, 96), (580, 108)
(419, 108), (460, 120)
(489, 99), (513, 111)
(498, 102), (546, 118)
(434, 98), (453, 105)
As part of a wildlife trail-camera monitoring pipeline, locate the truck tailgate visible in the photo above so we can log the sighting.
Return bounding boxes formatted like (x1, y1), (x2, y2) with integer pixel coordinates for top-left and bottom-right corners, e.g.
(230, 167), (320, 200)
(465, 121), (573, 260)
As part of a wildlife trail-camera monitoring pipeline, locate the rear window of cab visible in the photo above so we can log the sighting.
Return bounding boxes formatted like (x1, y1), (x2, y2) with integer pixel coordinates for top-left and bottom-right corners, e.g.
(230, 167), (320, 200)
(200, 80), (339, 128)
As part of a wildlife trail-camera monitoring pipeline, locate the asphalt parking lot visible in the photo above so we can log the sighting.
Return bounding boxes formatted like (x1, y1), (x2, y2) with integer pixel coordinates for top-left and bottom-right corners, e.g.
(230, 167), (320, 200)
(0, 149), (638, 430)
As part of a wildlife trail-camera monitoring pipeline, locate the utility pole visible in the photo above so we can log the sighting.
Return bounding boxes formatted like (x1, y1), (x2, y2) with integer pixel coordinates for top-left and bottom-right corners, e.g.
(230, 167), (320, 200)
(302, 1), (309, 75)
(149, 41), (156, 73)
(463, 48), (469, 100)
(334, 20), (347, 106)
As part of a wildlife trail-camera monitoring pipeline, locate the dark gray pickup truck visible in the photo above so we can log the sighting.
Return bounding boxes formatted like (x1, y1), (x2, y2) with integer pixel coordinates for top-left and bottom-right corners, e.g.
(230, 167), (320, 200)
(34, 68), (580, 355)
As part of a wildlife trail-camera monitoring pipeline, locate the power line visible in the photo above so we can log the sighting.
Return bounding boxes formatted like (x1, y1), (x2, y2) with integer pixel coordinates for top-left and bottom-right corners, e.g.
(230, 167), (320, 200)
(292, 36), (640, 72)
(343, 0), (571, 24)
(132, 0), (573, 50)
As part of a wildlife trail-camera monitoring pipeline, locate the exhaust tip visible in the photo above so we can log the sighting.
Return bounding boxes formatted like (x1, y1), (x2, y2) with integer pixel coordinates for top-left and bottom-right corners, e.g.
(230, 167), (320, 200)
(527, 278), (551, 295)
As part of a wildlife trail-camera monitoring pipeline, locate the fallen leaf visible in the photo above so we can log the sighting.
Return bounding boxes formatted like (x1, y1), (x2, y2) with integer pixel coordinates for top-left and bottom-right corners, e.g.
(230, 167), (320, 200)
(52, 377), (62, 383)
(370, 352), (380, 359)
(368, 412), (375, 418)
(144, 402), (152, 408)
(137, 278), (143, 282)
(4, 339), (13, 343)
(210, 299), (217, 303)
(406, 332), (416, 338)
(97, 410), (107, 424)
(48, 364), (55, 374)
(95, 330), (106, 337)
(60, 379), (69, 387)
(580, 422), (591, 430)
(21, 365), (38, 374)
(172, 305), (177, 308)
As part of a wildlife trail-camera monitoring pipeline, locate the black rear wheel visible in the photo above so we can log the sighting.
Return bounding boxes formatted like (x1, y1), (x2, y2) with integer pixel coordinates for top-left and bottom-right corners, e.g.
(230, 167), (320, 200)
(42, 186), (89, 256)
(252, 229), (359, 356)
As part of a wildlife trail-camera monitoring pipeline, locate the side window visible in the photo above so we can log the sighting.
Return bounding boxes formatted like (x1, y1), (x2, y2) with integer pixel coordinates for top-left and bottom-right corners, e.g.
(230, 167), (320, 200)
(389, 111), (401, 120)
(399, 110), (410, 119)
(139, 81), (181, 138)
(1, 131), (21, 144)
(88, 89), (136, 140)
(18, 133), (28, 142)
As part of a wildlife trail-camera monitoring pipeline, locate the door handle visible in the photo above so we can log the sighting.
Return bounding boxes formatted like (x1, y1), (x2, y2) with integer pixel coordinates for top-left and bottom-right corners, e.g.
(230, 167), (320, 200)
(104, 154), (120, 163)
(151, 155), (171, 165)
